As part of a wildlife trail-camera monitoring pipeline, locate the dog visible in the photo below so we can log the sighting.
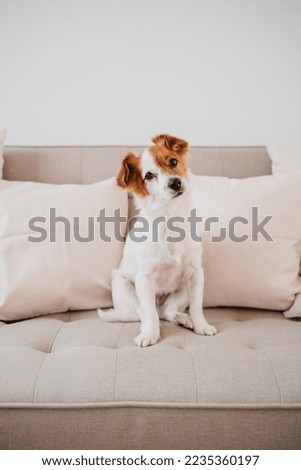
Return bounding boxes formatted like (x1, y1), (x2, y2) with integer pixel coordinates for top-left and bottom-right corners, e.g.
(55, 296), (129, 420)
(98, 134), (217, 346)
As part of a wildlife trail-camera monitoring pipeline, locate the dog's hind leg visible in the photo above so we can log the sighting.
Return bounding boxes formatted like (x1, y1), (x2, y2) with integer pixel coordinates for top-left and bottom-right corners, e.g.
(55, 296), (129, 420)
(98, 270), (140, 322)
(175, 312), (194, 330)
(161, 287), (191, 327)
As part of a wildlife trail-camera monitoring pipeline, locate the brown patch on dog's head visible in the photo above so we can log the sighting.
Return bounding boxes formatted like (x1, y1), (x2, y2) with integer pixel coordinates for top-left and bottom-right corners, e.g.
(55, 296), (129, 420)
(150, 134), (189, 176)
(116, 152), (148, 197)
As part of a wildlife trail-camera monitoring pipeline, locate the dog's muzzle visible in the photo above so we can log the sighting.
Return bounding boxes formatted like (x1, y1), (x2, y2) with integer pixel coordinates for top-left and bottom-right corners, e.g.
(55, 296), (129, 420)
(168, 177), (184, 197)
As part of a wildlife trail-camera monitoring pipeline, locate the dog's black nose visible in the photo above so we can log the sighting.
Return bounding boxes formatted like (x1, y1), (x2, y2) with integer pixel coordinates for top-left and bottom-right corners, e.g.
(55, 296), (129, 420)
(168, 177), (182, 192)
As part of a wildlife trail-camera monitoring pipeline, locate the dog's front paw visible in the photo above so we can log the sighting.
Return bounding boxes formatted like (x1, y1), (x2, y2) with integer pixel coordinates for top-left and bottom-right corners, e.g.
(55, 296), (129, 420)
(194, 322), (217, 336)
(134, 330), (161, 347)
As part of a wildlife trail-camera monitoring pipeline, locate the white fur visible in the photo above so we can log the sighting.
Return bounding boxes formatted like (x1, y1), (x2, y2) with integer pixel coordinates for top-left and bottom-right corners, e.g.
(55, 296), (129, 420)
(98, 149), (217, 346)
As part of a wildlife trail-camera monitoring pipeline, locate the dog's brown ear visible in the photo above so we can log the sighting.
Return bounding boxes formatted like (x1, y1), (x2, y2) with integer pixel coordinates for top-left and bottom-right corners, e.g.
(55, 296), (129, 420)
(152, 134), (189, 156)
(117, 152), (138, 188)
(116, 152), (148, 197)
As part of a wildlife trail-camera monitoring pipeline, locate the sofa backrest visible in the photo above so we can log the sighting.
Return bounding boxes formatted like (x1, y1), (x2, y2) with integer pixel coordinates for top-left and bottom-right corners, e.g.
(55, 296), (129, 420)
(3, 146), (272, 183)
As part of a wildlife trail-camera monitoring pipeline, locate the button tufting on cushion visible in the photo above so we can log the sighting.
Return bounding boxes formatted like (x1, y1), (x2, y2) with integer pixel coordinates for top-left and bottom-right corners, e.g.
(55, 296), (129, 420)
(0, 308), (300, 405)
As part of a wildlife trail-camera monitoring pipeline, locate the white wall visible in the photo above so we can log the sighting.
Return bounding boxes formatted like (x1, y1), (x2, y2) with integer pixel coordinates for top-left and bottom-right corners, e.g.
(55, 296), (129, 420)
(0, 0), (301, 146)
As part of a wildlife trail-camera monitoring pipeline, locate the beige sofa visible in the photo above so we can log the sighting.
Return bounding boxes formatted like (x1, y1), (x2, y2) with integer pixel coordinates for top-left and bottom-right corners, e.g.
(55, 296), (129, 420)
(0, 146), (300, 450)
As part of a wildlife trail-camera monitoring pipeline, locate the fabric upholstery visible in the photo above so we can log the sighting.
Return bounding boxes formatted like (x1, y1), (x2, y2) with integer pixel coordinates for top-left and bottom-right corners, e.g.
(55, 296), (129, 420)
(1, 405), (300, 451)
(3, 146), (272, 183)
(0, 128), (7, 178)
(1, 308), (300, 404)
(0, 178), (127, 321)
(0, 308), (300, 449)
(192, 174), (301, 311)
(3, 145), (272, 227)
(266, 139), (301, 319)
(266, 139), (301, 175)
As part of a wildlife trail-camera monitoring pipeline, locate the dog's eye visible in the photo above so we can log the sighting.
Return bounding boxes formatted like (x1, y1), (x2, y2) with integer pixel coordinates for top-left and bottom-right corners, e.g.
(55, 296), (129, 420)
(169, 158), (178, 168)
(145, 172), (154, 180)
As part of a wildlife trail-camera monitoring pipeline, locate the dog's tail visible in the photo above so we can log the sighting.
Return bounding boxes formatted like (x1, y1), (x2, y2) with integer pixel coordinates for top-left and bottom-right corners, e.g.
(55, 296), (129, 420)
(97, 308), (139, 322)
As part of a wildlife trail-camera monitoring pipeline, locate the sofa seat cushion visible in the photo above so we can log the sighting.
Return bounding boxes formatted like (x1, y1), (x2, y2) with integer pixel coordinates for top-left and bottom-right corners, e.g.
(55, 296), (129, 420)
(0, 309), (300, 405)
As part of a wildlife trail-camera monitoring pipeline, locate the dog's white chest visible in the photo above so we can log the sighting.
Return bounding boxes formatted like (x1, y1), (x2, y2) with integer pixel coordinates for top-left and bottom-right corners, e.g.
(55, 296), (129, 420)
(150, 238), (186, 295)
(153, 262), (184, 295)
(139, 221), (187, 294)
(155, 221), (185, 264)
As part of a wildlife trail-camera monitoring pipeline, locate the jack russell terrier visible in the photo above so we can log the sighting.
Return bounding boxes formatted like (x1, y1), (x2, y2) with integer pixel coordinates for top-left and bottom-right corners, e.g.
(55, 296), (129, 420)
(98, 134), (217, 346)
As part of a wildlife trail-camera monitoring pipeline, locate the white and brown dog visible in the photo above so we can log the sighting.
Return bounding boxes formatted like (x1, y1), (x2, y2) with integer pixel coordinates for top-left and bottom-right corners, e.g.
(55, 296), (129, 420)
(98, 134), (217, 346)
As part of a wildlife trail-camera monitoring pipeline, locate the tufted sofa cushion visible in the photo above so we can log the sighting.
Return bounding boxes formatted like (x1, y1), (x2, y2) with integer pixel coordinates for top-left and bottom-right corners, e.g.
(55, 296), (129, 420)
(0, 309), (300, 449)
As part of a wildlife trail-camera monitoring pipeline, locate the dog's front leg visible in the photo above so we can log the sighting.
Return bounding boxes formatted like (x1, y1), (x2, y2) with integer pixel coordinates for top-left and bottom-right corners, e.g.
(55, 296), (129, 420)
(189, 266), (217, 336)
(134, 273), (161, 347)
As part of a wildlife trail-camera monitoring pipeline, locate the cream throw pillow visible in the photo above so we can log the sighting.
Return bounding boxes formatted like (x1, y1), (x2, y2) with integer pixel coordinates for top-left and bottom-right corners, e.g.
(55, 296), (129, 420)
(0, 178), (127, 321)
(266, 139), (301, 175)
(192, 174), (301, 314)
(266, 139), (301, 317)
(0, 128), (7, 179)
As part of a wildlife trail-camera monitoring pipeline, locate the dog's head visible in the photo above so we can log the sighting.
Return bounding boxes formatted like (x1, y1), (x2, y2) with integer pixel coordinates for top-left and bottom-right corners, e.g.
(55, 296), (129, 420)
(117, 134), (189, 204)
